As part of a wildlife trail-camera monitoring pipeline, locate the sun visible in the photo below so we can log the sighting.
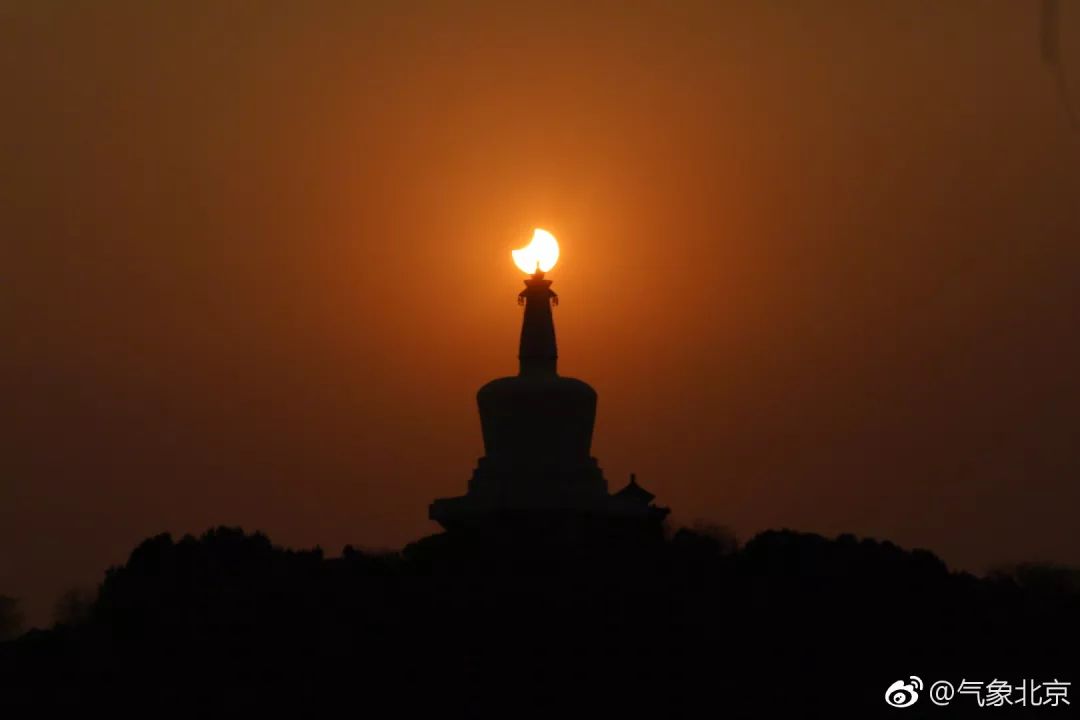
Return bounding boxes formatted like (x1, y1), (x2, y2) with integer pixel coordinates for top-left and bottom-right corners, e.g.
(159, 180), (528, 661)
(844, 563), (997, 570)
(512, 228), (560, 274)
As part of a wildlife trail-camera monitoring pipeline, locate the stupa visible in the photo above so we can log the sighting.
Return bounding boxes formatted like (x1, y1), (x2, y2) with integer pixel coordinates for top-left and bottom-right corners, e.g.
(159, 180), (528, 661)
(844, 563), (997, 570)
(429, 230), (669, 531)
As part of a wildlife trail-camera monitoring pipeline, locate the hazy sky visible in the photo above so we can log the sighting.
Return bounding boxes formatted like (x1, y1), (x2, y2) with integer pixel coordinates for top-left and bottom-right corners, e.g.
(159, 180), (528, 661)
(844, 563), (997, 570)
(3, 1), (1080, 626)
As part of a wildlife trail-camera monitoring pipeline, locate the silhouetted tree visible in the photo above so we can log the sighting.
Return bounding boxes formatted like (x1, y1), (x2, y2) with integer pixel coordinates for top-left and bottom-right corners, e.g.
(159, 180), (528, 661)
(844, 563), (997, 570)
(0, 595), (23, 641)
(52, 586), (95, 627)
(689, 520), (739, 553)
(1005, 561), (1080, 594)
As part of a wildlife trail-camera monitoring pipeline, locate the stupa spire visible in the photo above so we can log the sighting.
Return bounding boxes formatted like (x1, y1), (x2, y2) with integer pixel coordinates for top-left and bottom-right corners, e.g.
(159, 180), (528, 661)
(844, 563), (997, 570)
(517, 269), (558, 376)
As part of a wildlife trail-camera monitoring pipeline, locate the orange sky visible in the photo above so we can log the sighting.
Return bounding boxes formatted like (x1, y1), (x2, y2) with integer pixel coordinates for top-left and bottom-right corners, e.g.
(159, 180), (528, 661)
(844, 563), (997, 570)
(3, 1), (1080, 626)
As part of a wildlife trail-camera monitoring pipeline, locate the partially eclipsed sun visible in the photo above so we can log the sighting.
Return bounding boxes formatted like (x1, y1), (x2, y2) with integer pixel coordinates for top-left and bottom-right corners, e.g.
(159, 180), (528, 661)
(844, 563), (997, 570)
(512, 228), (560, 274)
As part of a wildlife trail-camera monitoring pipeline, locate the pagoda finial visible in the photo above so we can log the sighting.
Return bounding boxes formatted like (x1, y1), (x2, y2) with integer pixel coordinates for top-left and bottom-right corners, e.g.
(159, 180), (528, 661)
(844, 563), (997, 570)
(517, 272), (558, 375)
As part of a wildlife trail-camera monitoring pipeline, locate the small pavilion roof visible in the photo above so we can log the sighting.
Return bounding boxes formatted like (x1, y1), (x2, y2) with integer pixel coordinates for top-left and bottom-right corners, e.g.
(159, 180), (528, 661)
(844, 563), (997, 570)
(613, 473), (655, 504)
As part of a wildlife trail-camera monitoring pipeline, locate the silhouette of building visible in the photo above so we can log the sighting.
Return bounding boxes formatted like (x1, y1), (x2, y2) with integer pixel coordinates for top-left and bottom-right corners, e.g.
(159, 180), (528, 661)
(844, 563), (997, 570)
(430, 269), (669, 530)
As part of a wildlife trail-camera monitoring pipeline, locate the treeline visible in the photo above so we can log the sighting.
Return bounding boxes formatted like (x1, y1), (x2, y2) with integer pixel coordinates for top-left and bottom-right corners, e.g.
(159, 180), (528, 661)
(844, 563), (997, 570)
(2, 524), (1077, 717)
